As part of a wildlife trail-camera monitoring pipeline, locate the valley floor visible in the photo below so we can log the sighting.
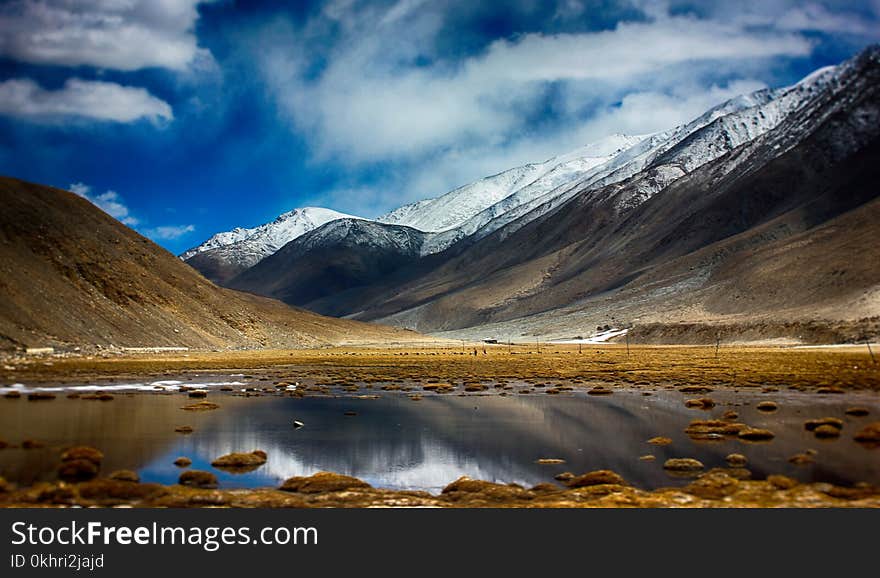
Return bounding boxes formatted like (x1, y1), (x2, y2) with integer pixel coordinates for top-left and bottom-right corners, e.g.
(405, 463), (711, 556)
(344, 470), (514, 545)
(1, 344), (879, 508)
(5, 343), (879, 390)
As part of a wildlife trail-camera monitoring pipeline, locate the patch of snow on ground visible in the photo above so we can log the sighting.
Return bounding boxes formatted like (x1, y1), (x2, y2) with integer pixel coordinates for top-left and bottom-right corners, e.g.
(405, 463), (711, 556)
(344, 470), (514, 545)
(550, 328), (629, 344)
(0, 380), (247, 394)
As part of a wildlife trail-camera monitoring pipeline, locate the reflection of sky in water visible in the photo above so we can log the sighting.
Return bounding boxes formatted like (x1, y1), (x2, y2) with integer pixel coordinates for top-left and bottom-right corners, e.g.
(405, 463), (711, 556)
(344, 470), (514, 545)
(1, 384), (879, 492)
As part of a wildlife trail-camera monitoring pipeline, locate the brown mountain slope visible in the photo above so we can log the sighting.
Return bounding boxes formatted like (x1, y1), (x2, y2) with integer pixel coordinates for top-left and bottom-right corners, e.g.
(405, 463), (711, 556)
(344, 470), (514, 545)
(181, 248), (246, 286)
(344, 48), (880, 340)
(0, 177), (421, 351)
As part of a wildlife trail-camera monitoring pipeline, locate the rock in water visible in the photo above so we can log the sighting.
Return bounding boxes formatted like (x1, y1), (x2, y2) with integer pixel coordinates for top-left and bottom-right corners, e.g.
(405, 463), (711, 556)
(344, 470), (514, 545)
(61, 446), (104, 464)
(663, 458), (705, 471)
(685, 397), (715, 409)
(737, 427), (775, 441)
(565, 470), (626, 488)
(788, 453), (814, 465)
(109, 470), (140, 483)
(854, 422), (880, 445)
(58, 460), (99, 482)
(725, 453), (748, 467)
(685, 420), (746, 436)
(279, 471), (371, 493)
(804, 417), (844, 431)
(814, 424), (841, 438)
(536, 458), (566, 465)
(181, 401), (219, 411)
(211, 450), (268, 470)
(58, 446), (104, 481)
(179, 470), (218, 488)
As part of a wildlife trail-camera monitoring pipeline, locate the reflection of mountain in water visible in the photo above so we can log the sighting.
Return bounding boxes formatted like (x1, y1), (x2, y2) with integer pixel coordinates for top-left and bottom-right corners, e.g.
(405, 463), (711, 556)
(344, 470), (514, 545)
(167, 391), (880, 491)
(2, 389), (877, 491)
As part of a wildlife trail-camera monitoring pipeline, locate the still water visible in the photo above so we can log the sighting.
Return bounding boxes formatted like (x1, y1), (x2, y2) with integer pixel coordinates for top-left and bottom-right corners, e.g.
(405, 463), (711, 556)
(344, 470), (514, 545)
(1, 379), (878, 492)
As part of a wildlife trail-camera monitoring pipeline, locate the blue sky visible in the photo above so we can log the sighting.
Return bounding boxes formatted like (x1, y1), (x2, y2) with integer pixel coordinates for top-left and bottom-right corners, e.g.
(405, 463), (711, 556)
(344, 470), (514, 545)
(1, 0), (878, 254)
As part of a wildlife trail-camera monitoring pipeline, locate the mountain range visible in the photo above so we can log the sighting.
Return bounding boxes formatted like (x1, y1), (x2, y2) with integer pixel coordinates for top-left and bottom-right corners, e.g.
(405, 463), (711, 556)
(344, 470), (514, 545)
(180, 206), (359, 285)
(3, 48), (878, 351)
(181, 46), (880, 344)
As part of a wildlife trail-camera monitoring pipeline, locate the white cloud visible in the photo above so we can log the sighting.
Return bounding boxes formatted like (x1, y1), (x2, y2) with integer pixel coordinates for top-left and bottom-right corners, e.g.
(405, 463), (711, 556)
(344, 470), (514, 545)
(0, 0), (216, 71)
(708, 1), (880, 39)
(142, 224), (196, 240)
(470, 21), (808, 84)
(776, 3), (880, 38)
(571, 79), (770, 142)
(0, 78), (173, 123)
(314, 82), (771, 216)
(70, 182), (139, 226)
(69, 183), (90, 197)
(253, 1), (831, 206)
(71, 182), (195, 241)
(259, 3), (810, 169)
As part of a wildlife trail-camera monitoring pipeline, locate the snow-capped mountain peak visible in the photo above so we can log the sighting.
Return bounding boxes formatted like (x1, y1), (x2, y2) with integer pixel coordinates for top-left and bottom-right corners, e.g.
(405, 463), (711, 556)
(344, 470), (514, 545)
(182, 51), (865, 292)
(180, 206), (360, 266)
(378, 132), (646, 233)
(413, 61), (849, 255)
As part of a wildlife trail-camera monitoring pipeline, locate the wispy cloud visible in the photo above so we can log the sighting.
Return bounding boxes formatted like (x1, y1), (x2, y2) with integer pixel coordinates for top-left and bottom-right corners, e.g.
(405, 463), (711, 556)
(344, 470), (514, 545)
(715, 1), (880, 39)
(253, 0), (826, 211)
(70, 183), (139, 226)
(260, 3), (809, 164)
(71, 182), (195, 241)
(0, 78), (173, 124)
(141, 224), (196, 240)
(0, 0), (217, 71)
(0, 1), (219, 128)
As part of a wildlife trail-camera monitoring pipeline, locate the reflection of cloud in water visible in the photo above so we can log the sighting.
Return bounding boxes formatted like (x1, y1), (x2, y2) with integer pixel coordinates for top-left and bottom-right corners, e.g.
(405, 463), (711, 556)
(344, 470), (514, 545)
(176, 431), (533, 491)
(144, 391), (880, 492)
(3, 386), (879, 492)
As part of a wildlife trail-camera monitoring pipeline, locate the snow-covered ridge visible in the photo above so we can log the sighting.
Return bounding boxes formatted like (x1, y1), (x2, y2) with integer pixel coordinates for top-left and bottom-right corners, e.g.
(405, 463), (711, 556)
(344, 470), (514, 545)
(440, 60), (846, 251)
(181, 53), (856, 275)
(378, 133), (646, 234)
(180, 207), (360, 266)
(285, 218), (427, 256)
(382, 61), (842, 256)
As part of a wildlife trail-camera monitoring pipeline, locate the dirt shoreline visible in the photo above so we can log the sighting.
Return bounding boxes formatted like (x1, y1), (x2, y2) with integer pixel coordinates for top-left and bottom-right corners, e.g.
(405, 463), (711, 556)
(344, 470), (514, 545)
(1, 470), (878, 508)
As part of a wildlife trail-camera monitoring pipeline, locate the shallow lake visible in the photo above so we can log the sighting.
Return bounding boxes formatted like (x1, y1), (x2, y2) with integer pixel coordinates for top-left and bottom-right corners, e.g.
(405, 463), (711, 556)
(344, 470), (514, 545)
(1, 377), (878, 492)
